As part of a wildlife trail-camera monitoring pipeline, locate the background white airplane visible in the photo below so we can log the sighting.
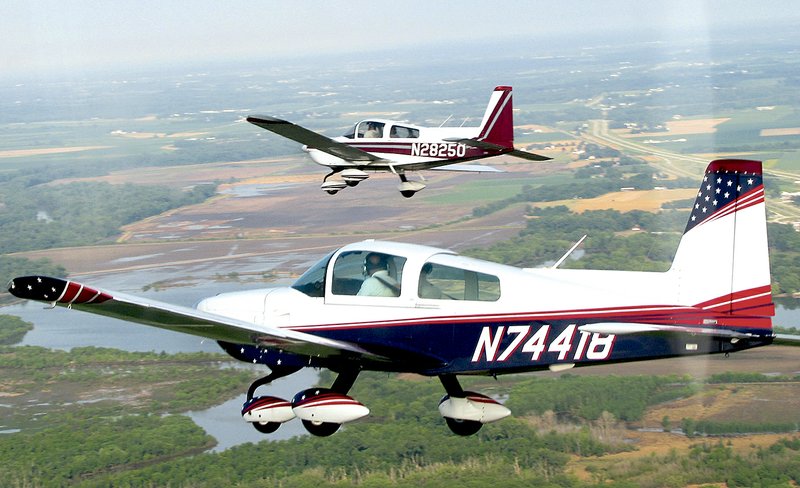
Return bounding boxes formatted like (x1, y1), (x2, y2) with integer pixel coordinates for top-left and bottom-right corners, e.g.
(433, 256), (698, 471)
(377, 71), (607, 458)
(247, 86), (551, 197)
(11, 159), (793, 437)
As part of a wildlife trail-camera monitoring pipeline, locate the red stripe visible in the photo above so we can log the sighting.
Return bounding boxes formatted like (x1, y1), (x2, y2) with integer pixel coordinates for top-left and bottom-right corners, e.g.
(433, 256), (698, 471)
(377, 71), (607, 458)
(466, 395), (500, 405)
(478, 90), (511, 141)
(707, 159), (762, 175)
(243, 398), (291, 414)
(293, 393), (359, 408)
(288, 287), (773, 333)
(59, 282), (82, 303)
(695, 186), (764, 229)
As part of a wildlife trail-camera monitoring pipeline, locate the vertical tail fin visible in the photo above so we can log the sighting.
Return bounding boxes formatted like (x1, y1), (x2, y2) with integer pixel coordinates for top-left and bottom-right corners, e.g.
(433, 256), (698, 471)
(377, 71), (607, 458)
(476, 86), (514, 148)
(670, 159), (773, 324)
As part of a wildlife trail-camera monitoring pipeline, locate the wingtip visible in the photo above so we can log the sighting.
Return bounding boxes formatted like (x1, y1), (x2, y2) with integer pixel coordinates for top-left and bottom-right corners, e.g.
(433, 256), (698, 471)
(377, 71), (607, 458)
(7, 276), (112, 304)
(246, 115), (289, 125)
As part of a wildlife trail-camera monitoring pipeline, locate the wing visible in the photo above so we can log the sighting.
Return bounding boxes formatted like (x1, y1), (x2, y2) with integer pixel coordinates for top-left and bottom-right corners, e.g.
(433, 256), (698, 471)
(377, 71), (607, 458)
(8, 276), (386, 361)
(444, 137), (552, 161)
(247, 116), (382, 163)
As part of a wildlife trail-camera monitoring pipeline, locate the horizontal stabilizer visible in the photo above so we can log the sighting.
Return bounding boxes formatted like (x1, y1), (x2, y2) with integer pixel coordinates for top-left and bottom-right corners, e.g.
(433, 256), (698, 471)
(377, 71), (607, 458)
(579, 322), (758, 339)
(443, 137), (551, 161)
(507, 149), (552, 162)
(429, 164), (504, 173)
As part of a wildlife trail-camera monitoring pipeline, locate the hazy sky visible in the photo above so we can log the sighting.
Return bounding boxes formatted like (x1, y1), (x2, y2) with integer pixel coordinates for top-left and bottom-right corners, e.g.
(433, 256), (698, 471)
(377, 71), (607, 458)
(3, 0), (798, 76)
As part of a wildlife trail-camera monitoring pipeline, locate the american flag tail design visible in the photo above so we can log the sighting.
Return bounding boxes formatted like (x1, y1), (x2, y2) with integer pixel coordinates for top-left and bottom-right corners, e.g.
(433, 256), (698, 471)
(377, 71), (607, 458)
(669, 159), (773, 320)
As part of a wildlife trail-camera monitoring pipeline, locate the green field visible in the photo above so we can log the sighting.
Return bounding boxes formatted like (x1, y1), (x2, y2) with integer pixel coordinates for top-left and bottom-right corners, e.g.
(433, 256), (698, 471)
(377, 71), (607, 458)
(421, 172), (575, 206)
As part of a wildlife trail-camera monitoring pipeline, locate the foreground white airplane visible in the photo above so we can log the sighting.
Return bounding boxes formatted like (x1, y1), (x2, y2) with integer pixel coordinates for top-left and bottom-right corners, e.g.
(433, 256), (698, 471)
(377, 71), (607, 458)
(247, 86), (550, 197)
(9, 159), (787, 437)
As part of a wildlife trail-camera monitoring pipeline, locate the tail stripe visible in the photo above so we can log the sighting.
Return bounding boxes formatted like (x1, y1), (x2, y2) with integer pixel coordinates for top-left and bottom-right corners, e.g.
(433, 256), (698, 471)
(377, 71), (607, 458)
(477, 90), (511, 141)
(696, 186), (765, 230)
(685, 167), (763, 233)
(696, 285), (773, 313)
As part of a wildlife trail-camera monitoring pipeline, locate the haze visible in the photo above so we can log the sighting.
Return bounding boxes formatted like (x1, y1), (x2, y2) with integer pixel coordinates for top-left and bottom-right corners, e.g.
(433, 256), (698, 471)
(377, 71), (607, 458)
(3, 0), (800, 77)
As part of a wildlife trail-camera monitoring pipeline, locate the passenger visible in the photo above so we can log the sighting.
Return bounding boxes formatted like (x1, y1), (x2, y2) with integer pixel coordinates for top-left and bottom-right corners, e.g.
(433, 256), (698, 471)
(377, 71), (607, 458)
(418, 263), (443, 299)
(358, 253), (399, 297)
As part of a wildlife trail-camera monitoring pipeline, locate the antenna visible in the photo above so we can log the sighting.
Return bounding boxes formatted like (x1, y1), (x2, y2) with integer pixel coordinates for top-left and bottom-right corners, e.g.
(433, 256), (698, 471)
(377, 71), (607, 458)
(460, 117), (470, 127)
(552, 235), (587, 269)
(439, 114), (453, 127)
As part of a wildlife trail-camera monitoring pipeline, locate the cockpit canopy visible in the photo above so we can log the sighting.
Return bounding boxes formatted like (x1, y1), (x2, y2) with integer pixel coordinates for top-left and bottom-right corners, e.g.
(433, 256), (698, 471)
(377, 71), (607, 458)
(342, 121), (420, 140)
(291, 242), (500, 302)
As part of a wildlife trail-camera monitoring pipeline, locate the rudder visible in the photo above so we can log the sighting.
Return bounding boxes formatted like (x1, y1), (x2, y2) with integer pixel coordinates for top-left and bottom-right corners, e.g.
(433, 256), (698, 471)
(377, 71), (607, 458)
(476, 86), (514, 148)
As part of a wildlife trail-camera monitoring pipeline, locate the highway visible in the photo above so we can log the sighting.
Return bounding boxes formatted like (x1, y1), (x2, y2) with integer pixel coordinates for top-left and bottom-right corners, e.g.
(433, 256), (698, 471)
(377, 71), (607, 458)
(584, 118), (800, 225)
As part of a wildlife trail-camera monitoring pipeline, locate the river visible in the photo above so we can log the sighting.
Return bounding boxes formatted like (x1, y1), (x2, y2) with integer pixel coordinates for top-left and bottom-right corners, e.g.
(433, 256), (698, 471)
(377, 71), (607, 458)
(3, 255), (322, 448)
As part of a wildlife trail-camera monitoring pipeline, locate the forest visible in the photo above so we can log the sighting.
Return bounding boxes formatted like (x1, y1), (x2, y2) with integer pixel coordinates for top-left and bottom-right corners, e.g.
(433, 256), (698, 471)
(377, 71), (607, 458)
(1, 354), (798, 487)
(0, 181), (216, 255)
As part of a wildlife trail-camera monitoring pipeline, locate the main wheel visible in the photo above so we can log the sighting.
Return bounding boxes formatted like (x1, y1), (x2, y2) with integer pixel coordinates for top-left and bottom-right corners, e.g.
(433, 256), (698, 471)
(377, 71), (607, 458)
(252, 421), (281, 434)
(445, 417), (483, 436)
(400, 190), (416, 198)
(302, 420), (341, 437)
(325, 189), (340, 195)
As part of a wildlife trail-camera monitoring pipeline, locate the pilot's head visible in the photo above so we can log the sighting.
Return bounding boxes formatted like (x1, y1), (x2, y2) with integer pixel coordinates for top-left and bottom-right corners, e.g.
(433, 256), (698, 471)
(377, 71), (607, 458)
(364, 253), (387, 276)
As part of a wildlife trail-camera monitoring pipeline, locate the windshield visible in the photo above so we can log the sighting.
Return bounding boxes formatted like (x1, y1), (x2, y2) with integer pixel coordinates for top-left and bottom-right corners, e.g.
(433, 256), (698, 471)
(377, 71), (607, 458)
(291, 251), (335, 297)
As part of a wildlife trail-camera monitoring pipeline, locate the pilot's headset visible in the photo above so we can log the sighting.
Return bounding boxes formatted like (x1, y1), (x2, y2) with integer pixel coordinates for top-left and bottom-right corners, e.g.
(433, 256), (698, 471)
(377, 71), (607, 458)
(363, 253), (387, 276)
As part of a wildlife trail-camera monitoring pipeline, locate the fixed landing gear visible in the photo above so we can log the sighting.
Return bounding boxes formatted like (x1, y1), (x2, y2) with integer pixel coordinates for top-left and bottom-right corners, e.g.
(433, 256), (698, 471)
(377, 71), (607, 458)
(445, 417), (483, 436)
(242, 366), (302, 434)
(321, 168), (346, 195)
(301, 420), (341, 437)
(292, 368), (365, 437)
(252, 421), (281, 434)
(242, 366), (367, 437)
(438, 374), (511, 436)
(397, 173), (426, 198)
(320, 169), (369, 194)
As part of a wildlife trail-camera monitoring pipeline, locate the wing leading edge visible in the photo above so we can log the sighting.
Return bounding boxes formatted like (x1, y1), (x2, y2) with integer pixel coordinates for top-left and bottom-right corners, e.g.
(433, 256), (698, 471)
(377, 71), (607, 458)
(7, 276), (386, 361)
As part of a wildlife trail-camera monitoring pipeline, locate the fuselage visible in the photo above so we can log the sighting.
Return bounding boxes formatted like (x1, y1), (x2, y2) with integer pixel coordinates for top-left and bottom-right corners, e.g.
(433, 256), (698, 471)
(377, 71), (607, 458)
(305, 119), (505, 170)
(198, 240), (772, 377)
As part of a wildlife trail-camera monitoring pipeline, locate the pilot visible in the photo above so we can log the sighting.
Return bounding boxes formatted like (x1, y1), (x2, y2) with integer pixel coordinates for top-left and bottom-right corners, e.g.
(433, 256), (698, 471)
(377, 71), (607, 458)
(364, 122), (382, 138)
(418, 263), (443, 299)
(358, 253), (399, 297)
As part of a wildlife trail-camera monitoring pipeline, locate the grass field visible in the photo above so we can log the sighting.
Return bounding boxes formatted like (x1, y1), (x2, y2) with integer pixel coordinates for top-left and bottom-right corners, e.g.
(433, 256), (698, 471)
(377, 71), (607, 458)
(420, 172), (575, 206)
(532, 188), (698, 213)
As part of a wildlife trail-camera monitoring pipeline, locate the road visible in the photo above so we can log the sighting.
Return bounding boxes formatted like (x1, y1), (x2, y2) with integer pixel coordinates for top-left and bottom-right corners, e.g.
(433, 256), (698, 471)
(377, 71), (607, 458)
(585, 118), (800, 225)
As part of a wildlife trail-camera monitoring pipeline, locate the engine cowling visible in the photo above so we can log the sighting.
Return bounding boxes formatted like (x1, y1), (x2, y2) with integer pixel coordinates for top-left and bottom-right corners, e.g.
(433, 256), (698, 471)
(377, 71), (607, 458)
(242, 396), (296, 424)
(291, 388), (370, 424)
(438, 391), (511, 424)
